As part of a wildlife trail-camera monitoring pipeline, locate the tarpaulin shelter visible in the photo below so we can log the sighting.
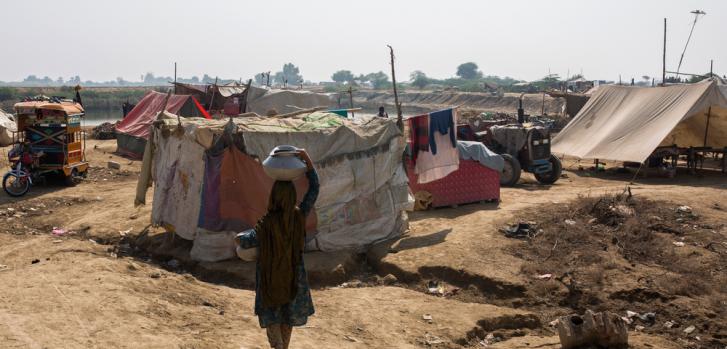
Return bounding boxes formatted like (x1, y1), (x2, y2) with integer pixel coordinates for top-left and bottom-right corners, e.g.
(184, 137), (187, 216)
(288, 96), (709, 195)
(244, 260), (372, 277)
(552, 79), (727, 163)
(135, 111), (409, 262)
(247, 90), (332, 115)
(173, 82), (252, 113)
(0, 108), (17, 146)
(115, 91), (209, 158)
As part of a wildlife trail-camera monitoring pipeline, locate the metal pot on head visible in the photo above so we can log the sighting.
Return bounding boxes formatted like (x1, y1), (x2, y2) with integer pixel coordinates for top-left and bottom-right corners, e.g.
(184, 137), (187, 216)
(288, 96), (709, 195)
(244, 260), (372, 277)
(262, 145), (307, 181)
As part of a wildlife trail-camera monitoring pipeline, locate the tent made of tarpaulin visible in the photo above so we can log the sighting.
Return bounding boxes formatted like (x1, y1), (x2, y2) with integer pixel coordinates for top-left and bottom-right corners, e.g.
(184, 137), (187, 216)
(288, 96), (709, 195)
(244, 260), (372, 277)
(0, 108), (17, 146)
(135, 111), (409, 262)
(247, 90), (332, 115)
(173, 82), (250, 112)
(115, 90), (210, 158)
(551, 79), (727, 163)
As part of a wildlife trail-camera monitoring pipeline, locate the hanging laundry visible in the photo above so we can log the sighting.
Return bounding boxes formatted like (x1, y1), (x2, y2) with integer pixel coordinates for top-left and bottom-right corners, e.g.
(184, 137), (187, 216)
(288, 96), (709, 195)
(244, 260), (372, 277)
(428, 108), (456, 155)
(408, 114), (429, 161)
(415, 108), (459, 183)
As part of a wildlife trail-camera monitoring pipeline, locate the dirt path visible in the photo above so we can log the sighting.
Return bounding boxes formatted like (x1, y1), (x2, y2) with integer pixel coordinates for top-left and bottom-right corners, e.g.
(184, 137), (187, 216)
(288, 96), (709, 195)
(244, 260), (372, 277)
(0, 140), (724, 348)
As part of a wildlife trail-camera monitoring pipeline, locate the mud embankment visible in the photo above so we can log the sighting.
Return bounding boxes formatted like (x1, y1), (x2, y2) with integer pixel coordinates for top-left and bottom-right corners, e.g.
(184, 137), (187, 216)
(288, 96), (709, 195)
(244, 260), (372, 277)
(352, 90), (566, 116)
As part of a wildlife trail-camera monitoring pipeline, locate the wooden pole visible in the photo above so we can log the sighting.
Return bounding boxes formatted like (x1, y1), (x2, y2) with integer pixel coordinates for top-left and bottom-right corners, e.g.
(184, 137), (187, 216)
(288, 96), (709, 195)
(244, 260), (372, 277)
(208, 77), (218, 113)
(663, 18), (667, 86)
(387, 45), (403, 130)
(348, 85), (355, 118)
(241, 79), (253, 114)
(704, 106), (712, 147)
(710, 59), (713, 78)
(174, 62), (177, 94)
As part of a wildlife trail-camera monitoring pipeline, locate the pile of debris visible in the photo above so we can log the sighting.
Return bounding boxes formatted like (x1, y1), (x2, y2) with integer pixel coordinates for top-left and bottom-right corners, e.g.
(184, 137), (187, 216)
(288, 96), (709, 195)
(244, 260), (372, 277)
(92, 122), (118, 140)
(507, 193), (727, 347)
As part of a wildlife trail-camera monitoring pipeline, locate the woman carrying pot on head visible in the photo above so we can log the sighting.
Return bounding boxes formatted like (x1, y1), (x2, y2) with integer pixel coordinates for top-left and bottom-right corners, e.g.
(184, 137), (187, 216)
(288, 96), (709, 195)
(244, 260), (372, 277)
(236, 148), (318, 349)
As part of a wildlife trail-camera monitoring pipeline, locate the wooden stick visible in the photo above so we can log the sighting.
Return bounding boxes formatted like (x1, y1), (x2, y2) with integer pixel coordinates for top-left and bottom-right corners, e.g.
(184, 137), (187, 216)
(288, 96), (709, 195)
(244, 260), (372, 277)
(348, 85), (355, 118)
(387, 45), (403, 130)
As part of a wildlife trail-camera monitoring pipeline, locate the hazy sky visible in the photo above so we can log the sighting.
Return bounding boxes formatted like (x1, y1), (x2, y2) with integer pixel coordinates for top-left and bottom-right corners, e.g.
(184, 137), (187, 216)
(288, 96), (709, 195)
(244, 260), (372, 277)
(2, 0), (725, 82)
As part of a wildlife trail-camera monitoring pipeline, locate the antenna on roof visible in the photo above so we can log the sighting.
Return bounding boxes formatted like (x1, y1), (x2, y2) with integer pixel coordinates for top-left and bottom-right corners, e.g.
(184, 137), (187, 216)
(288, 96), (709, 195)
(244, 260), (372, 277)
(676, 10), (706, 76)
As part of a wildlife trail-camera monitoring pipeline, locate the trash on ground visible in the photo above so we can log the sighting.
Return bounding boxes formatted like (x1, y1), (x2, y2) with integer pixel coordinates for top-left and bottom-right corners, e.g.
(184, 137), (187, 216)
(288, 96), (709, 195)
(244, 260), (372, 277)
(676, 205), (692, 213)
(51, 227), (66, 236)
(684, 325), (696, 334)
(536, 273), (553, 280)
(502, 222), (537, 239)
(426, 280), (445, 296)
(556, 310), (628, 349)
(673, 241), (685, 247)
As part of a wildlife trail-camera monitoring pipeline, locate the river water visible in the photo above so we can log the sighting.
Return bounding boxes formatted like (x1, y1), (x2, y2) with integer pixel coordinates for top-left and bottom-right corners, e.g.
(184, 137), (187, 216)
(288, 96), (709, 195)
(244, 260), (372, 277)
(81, 109), (123, 127)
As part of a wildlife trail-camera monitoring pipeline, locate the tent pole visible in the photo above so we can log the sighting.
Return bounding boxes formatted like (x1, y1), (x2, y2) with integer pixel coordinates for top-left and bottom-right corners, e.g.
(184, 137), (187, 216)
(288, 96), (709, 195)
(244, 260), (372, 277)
(662, 18), (667, 86)
(703, 106), (712, 147)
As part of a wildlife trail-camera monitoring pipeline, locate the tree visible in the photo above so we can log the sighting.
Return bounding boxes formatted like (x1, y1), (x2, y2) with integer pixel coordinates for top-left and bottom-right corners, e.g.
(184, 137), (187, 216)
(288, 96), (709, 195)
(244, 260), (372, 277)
(56, 77), (64, 85)
(254, 73), (266, 85)
(331, 70), (355, 84)
(456, 62), (482, 80)
(202, 74), (215, 84)
(273, 71), (286, 85)
(364, 71), (389, 89)
(410, 70), (429, 89)
(272, 63), (303, 87)
(688, 73), (711, 83)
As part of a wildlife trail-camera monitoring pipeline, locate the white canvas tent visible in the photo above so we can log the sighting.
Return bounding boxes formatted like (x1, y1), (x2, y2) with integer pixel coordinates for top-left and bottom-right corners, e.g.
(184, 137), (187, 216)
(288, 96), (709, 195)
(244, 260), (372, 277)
(0, 108), (17, 146)
(552, 79), (727, 162)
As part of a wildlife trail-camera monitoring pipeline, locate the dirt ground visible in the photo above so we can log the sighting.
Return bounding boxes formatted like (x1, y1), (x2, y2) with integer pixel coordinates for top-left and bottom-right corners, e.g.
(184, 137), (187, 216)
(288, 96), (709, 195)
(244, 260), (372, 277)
(0, 139), (725, 348)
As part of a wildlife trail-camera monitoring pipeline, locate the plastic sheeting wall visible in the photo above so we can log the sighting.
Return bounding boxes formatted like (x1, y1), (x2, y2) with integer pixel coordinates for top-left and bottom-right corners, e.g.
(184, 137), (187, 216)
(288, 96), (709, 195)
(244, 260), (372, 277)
(147, 124), (408, 262)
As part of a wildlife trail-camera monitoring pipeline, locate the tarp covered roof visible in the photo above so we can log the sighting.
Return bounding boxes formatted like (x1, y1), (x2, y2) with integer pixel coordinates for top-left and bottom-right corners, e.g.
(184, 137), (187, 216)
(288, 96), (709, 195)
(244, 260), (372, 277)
(552, 79), (727, 162)
(247, 90), (333, 115)
(115, 90), (210, 139)
(14, 100), (84, 115)
(173, 82), (246, 97)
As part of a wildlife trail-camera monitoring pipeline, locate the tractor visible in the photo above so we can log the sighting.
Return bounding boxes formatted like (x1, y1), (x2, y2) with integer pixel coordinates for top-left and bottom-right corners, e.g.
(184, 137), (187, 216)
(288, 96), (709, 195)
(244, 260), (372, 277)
(456, 96), (562, 186)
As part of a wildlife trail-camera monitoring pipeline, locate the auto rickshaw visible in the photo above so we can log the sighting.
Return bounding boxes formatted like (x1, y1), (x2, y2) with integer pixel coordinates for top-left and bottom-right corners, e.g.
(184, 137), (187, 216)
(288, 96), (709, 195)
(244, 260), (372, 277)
(3, 96), (88, 196)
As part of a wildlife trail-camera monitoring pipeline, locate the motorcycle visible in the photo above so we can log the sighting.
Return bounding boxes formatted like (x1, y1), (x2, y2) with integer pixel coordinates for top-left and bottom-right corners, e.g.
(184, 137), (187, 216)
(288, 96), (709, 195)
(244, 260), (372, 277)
(3, 143), (44, 197)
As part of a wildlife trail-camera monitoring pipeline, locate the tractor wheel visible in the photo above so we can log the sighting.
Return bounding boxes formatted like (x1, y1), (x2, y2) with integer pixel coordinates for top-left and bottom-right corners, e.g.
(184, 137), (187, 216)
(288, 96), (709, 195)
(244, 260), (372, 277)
(500, 154), (521, 186)
(535, 154), (563, 184)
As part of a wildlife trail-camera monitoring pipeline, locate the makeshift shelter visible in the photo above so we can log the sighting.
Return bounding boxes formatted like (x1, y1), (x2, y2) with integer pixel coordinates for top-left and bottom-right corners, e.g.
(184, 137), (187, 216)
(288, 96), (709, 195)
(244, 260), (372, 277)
(247, 90), (332, 115)
(172, 83), (331, 116)
(173, 82), (251, 114)
(0, 108), (17, 146)
(135, 111), (409, 262)
(115, 91), (209, 158)
(552, 79), (727, 163)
